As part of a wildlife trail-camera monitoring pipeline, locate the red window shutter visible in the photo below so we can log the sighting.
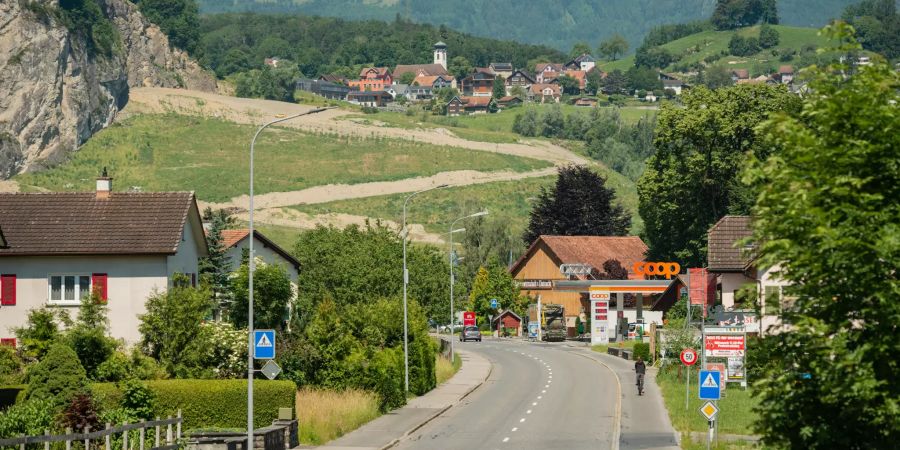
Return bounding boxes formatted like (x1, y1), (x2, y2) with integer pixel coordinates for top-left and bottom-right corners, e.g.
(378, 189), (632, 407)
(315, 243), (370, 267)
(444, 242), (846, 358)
(92, 273), (108, 302)
(0, 275), (15, 306)
(0, 338), (15, 348)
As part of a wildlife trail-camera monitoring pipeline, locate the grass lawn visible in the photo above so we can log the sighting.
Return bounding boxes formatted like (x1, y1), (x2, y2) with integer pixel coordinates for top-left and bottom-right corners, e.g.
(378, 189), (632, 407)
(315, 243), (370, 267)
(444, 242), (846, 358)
(591, 340), (638, 354)
(236, 221), (300, 251)
(14, 113), (551, 202)
(656, 366), (759, 437)
(295, 388), (381, 445)
(598, 25), (835, 77)
(342, 104), (656, 144)
(435, 353), (462, 385)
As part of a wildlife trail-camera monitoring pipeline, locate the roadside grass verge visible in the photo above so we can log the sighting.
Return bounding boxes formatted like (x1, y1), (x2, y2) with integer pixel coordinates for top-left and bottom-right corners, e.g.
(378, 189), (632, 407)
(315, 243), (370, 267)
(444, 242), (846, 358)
(591, 340), (638, 354)
(295, 388), (381, 445)
(14, 113), (551, 202)
(656, 366), (759, 437)
(435, 353), (462, 385)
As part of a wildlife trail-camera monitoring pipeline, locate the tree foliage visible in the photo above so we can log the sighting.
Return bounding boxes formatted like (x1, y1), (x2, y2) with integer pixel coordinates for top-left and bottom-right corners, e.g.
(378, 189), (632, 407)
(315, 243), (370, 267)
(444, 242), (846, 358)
(199, 208), (232, 309)
(729, 34), (761, 56)
(758, 23), (780, 48)
(524, 165), (631, 244)
(26, 343), (88, 408)
(637, 84), (800, 266)
(233, 64), (301, 102)
(230, 262), (294, 330)
(58, 0), (119, 56)
(842, 0), (900, 59)
(711, 0), (779, 30)
(598, 34), (629, 60)
(556, 74), (581, 95)
(66, 292), (117, 377)
(745, 24), (900, 448)
(135, 0), (200, 53)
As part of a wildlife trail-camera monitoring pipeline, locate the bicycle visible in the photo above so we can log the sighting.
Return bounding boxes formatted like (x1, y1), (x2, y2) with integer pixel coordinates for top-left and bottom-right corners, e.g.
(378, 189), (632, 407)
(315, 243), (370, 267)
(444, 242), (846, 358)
(636, 373), (644, 396)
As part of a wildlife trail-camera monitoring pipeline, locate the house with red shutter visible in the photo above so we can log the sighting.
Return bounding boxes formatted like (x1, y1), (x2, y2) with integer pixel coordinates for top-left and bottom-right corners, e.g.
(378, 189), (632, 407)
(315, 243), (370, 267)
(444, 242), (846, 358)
(349, 67), (392, 92)
(0, 172), (207, 345)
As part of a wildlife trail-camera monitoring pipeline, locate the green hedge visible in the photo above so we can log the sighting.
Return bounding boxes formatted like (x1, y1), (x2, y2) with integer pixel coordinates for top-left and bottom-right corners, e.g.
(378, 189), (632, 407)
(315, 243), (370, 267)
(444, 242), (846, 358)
(92, 379), (296, 430)
(0, 385), (26, 411)
(633, 343), (651, 361)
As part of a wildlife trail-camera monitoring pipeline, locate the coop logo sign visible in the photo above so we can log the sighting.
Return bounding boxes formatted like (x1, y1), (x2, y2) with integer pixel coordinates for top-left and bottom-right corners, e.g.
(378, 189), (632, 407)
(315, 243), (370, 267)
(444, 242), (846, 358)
(633, 262), (681, 279)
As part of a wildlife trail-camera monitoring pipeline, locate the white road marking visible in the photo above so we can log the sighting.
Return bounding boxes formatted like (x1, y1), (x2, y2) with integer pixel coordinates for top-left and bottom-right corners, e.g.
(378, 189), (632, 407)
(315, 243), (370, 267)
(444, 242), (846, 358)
(544, 384), (549, 388)
(520, 418), (526, 423)
(527, 410), (532, 414)
(503, 437), (509, 443)
(538, 395), (543, 399)
(532, 402), (538, 406)
(512, 427), (518, 432)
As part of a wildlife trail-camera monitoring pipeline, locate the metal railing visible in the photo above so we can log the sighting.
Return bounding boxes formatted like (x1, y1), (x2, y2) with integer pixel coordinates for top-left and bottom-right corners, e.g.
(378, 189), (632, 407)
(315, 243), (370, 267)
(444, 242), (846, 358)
(0, 411), (182, 450)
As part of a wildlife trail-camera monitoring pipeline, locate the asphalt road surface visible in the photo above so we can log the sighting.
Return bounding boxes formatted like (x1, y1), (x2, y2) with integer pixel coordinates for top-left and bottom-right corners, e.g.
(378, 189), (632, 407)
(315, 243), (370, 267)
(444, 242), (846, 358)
(394, 339), (619, 450)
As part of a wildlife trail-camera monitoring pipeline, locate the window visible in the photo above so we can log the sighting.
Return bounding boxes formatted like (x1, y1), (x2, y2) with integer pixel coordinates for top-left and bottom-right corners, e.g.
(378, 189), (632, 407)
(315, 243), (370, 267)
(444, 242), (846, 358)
(48, 274), (92, 305)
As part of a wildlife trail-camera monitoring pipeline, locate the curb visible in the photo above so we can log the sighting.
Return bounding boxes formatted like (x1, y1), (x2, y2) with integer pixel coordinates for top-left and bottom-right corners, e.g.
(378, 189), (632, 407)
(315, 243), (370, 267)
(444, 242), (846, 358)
(379, 352), (495, 450)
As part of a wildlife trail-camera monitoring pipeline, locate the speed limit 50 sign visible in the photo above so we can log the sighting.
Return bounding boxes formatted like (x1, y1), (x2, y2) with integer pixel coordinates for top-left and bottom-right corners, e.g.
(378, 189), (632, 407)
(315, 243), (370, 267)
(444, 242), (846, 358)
(680, 348), (698, 366)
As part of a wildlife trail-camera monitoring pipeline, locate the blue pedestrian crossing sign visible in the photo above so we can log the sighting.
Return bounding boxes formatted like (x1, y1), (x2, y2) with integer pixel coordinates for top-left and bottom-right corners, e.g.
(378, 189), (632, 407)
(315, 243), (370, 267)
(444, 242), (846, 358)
(698, 370), (721, 400)
(254, 330), (276, 360)
(491, 298), (499, 309)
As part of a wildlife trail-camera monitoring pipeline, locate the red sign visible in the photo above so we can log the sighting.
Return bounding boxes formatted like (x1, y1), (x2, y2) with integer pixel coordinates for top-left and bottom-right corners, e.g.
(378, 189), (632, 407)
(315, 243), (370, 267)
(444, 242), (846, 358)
(705, 335), (746, 357)
(680, 348), (698, 366)
(463, 311), (476, 327)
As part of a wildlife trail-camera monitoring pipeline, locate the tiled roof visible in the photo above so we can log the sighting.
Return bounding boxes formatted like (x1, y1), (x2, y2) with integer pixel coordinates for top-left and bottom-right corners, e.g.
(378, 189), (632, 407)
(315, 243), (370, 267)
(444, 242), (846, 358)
(732, 69), (750, 79)
(393, 64), (448, 78)
(535, 63), (564, 73)
(0, 192), (196, 255)
(359, 67), (391, 78)
(219, 229), (301, 270)
(778, 65), (794, 74)
(497, 96), (521, 103)
(507, 70), (535, 83)
(459, 96), (494, 107)
(510, 235), (648, 277)
(707, 215), (753, 271)
(490, 62), (513, 71)
(530, 83), (561, 95)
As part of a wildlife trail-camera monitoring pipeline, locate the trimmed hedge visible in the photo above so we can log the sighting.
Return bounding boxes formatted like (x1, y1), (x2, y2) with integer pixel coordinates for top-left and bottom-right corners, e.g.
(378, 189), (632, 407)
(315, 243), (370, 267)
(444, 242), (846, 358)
(92, 379), (296, 430)
(0, 385), (26, 411)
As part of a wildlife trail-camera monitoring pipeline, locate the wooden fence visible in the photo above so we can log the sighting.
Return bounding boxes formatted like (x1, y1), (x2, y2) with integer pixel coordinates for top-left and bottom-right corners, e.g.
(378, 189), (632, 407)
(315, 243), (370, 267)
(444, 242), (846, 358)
(0, 411), (182, 450)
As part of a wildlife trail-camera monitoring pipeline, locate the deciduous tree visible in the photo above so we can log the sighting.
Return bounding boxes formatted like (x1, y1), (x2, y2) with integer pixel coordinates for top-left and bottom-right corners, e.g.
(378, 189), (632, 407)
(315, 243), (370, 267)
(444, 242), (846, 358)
(745, 24), (900, 448)
(598, 34), (629, 60)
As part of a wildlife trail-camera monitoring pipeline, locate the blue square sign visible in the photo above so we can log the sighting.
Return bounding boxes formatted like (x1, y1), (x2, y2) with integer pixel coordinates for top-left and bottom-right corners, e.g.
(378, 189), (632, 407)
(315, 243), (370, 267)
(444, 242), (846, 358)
(699, 370), (721, 400)
(254, 330), (276, 360)
(491, 298), (499, 309)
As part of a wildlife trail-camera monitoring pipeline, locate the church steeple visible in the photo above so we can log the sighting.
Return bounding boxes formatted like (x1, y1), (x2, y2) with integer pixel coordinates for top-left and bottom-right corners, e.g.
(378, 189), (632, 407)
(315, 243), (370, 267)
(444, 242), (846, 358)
(433, 41), (448, 70)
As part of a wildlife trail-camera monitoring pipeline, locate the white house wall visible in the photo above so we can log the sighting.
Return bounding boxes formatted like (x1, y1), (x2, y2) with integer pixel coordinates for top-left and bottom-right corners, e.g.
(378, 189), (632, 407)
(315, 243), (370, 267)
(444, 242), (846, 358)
(719, 272), (754, 309)
(166, 215), (202, 281)
(224, 236), (299, 287)
(0, 255), (168, 344)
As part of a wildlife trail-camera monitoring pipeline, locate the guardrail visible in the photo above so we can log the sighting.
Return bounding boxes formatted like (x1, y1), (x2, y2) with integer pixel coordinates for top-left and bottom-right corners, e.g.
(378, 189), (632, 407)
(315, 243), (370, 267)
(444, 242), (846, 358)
(0, 411), (182, 450)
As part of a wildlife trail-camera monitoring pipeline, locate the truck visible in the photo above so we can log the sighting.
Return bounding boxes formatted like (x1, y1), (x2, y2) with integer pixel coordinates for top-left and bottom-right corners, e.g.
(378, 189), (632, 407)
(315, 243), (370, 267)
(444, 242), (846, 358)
(527, 303), (566, 342)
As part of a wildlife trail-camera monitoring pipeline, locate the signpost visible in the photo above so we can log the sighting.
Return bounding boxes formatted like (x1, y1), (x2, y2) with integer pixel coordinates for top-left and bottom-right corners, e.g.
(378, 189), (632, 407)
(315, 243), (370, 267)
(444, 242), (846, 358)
(253, 330), (275, 360)
(463, 311), (476, 327)
(681, 348), (697, 410)
(490, 298), (499, 309)
(680, 348), (698, 365)
(260, 360), (281, 380)
(699, 401), (719, 421)
(698, 370), (721, 400)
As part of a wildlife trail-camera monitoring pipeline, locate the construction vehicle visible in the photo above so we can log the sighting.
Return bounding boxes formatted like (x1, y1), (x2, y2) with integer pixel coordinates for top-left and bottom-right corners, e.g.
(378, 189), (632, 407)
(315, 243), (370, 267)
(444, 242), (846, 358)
(527, 303), (566, 342)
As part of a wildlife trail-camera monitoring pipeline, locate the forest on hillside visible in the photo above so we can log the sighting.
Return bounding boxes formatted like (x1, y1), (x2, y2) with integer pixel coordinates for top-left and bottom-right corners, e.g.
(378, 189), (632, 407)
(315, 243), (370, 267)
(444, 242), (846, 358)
(196, 14), (566, 79)
(197, 0), (860, 51)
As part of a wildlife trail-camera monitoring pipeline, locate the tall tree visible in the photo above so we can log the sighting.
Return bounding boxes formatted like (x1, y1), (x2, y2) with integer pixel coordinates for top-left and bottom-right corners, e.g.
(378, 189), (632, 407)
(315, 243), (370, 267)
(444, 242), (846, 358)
(598, 34), (629, 60)
(449, 56), (473, 80)
(136, 0), (201, 53)
(842, 0), (900, 59)
(557, 74), (581, 95)
(199, 209), (232, 310)
(569, 42), (593, 59)
(637, 84), (800, 267)
(492, 75), (507, 99)
(230, 262), (294, 330)
(523, 165), (631, 244)
(745, 24), (899, 448)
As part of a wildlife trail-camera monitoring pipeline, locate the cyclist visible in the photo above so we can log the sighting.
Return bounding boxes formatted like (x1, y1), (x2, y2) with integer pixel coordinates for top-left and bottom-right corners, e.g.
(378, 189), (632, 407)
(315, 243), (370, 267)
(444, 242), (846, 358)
(634, 356), (646, 395)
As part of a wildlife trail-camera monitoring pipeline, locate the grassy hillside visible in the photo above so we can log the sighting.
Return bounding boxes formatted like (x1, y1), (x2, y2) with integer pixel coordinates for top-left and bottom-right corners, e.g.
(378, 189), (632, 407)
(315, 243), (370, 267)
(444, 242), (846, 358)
(197, 0), (857, 52)
(14, 114), (551, 202)
(599, 25), (835, 75)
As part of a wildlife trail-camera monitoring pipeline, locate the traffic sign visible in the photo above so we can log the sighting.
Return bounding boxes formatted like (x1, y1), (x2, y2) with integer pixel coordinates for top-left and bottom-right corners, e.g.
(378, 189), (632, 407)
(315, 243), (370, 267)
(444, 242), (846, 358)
(680, 348), (698, 366)
(699, 401), (719, 421)
(698, 370), (721, 400)
(490, 298), (499, 309)
(260, 360), (282, 380)
(254, 329), (276, 359)
(463, 311), (476, 327)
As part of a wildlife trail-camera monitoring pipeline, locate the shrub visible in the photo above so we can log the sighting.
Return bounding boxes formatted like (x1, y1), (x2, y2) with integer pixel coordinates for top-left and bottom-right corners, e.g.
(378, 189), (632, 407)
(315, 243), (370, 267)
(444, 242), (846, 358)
(60, 392), (101, 432)
(632, 342), (651, 361)
(121, 379), (155, 420)
(0, 398), (57, 437)
(0, 385), (26, 411)
(89, 379), (296, 430)
(140, 282), (214, 378)
(26, 343), (88, 408)
(13, 308), (63, 360)
(0, 346), (23, 385)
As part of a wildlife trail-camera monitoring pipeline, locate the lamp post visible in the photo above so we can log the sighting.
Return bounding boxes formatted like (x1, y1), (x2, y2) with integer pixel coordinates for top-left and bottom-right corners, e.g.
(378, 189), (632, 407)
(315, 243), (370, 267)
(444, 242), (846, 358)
(448, 210), (489, 362)
(402, 184), (448, 393)
(247, 107), (331, 448)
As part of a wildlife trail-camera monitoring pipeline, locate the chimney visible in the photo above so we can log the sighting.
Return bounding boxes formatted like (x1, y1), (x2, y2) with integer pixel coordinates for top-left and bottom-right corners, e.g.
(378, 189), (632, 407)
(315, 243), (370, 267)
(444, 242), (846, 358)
(96, 167), (112, 199)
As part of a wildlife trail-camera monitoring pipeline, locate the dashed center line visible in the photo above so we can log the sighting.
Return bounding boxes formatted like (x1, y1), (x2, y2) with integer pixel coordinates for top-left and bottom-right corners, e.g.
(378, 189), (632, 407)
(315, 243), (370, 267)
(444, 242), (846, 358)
(511, 427), (518, 432)
(502, 437), (510, 443)
(527, 409), (532, 414)
(520, 418), (526, 423)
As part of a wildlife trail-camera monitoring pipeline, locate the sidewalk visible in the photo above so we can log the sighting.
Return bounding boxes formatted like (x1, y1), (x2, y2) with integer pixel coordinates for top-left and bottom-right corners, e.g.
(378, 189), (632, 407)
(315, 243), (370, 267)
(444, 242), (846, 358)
(567, 343), (680, 450)
(302, 348), (492, 450)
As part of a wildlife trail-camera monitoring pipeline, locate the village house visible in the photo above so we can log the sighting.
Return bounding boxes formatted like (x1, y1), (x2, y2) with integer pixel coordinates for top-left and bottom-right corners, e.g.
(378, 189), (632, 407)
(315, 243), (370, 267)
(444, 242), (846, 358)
(534, 63), (565, 83)
(350, 67), (392, 92)
(510, 235), (652, 338)
(505, 69), (535, 93)
(460, 68), (496, 97)
(777, 65), (794, 84)
(347, 90), (391, 107)
(563, 69), (587, 90)
(264, 57), (280, 68)
(446, 96), (497, 116)
(295, 78), (351, 100)
(0, 174), (208, 344)
(221, 229), (300, 290)
(529, 83), (561, 103)
(574, 97), (597, 107)
(413, 74), (455, 90)
(565, 53), (596, 72)
(731, 69), (750, 83)
(488, 62), (514, 80)
(495, 96), (523, 109)
(318, 74), (349, 85)
(392, 42), (451, 83)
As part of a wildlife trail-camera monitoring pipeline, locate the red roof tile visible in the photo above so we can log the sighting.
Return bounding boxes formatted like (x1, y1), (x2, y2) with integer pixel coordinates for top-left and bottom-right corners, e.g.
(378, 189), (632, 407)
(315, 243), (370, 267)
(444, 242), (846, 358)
(707, 216), (753, 271)
(219, 229), (301, 270)
(0, 192), (200, 255)
(222, 229), (250, 248)
(511, 235), (648, 277)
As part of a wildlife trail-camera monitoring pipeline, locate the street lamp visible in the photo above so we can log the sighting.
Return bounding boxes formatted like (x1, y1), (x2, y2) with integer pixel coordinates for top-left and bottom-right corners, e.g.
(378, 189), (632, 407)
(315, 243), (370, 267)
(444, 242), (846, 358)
(448, 210), (489, 361)
(402, 184), (449, 393)
(247, 107), (331, 447)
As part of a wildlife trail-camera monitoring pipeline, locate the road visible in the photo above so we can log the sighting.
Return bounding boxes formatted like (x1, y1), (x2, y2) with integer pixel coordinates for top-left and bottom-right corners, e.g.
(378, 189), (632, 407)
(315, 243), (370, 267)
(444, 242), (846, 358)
(395, 340), (619, 450)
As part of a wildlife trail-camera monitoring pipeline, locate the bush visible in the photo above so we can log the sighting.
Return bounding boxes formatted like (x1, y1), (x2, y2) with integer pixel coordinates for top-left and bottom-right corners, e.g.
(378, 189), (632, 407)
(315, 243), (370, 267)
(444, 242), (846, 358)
(0, 398), (57, 437)
(632, 342), (651, 361)
(0, 385), (26, 411)
(0, 346), (23, 385)
(26, 343), (88, 408)
(121, 379), (155, 420)
(60, 392), (101, 432)
(89, 379), (296, 430)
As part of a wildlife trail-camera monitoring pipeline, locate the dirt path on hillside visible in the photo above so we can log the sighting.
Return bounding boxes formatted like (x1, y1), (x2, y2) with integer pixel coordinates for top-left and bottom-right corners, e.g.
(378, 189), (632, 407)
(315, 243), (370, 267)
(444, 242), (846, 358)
(125, 88), (589, 165)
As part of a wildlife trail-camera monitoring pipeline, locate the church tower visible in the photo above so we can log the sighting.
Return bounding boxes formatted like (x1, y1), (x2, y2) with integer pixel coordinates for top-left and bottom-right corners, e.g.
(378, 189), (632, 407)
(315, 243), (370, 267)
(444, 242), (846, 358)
(433, 41), (448, 70)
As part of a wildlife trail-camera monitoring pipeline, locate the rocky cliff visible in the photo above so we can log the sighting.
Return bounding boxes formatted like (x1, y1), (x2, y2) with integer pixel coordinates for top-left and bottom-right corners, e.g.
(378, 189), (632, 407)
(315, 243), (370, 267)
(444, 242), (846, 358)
(0, 0), (216, 178)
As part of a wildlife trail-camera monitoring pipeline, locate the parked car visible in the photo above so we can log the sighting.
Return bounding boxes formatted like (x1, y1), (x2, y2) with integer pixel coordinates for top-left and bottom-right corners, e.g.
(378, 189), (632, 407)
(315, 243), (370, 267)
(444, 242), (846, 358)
(460, 326), (482, 342)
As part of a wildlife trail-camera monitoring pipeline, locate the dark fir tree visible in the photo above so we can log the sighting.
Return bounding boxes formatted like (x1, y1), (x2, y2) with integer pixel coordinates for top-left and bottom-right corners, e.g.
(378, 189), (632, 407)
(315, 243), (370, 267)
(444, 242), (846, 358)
(199, 209), (231, 311)
(523, 165), (631, 244)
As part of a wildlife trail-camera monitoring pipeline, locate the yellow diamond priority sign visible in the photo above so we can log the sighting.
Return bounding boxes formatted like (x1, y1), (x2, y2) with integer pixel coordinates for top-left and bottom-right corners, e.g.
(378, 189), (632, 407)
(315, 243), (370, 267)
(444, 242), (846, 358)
(699, 401), (719, 421)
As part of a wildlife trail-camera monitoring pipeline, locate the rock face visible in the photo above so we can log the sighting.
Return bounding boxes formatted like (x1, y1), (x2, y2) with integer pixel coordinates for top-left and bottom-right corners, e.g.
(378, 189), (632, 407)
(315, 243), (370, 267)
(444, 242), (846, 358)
(0, 0), (216, 178)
